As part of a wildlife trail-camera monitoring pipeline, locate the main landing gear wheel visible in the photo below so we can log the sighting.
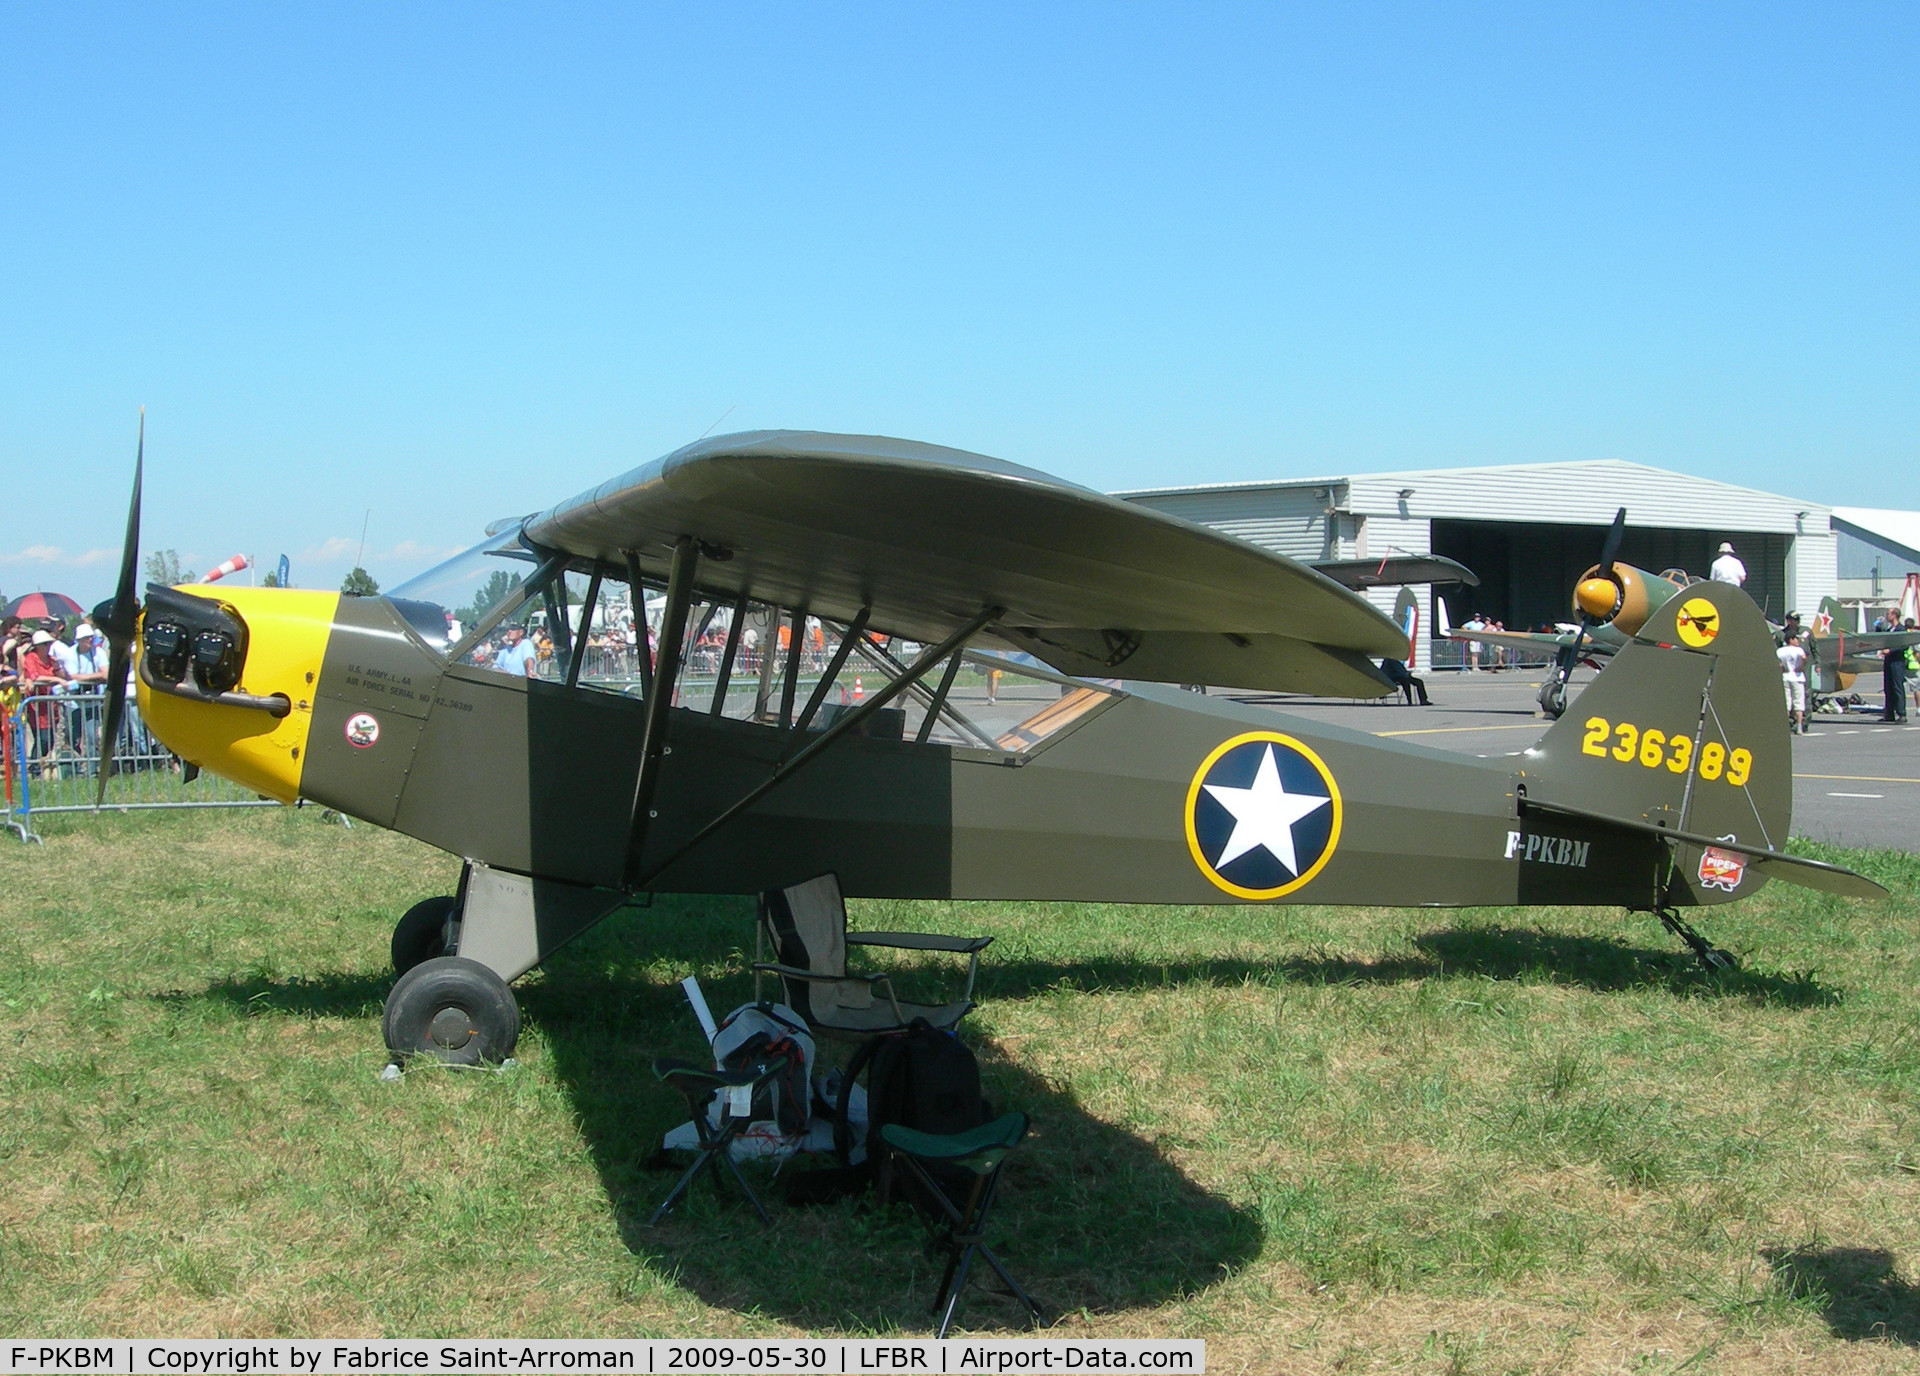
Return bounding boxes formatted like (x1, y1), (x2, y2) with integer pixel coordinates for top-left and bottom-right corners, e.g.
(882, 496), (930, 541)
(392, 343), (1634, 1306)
(1538, 678), (1569, 719)
(383, 956), (521, 1066)
(391, 895), (460, 976)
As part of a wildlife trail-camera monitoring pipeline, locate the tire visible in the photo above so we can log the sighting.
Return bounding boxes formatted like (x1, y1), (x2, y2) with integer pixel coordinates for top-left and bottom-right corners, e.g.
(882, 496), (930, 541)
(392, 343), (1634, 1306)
(1538, 679), (1568, 719)
(391, 896), (459, 976)
(383, 956), (520, 1066)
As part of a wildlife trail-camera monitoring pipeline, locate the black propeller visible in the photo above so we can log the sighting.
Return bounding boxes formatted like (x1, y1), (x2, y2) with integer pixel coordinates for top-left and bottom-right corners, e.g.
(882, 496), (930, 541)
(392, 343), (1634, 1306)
(90, 410), (144, 806)
(1540, 506), (1626, 718)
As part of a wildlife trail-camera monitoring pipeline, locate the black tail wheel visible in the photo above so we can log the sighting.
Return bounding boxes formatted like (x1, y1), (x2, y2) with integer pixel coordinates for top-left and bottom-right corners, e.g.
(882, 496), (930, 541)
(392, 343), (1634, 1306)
(383, 956), (520, 1067)
(391, 895), (460, 975)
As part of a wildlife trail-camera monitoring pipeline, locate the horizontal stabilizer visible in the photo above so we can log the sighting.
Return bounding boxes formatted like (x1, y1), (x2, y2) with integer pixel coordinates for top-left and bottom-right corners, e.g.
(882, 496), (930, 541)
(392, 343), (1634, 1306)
(1312, 555), (1480, 589)
(1526, 799), (1888, 901)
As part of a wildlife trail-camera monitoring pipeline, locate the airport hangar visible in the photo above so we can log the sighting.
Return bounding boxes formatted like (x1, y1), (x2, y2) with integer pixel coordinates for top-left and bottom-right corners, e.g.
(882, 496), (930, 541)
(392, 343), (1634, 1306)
(1117, 460), (1839, 665)
(1831, 507), (1920, 622)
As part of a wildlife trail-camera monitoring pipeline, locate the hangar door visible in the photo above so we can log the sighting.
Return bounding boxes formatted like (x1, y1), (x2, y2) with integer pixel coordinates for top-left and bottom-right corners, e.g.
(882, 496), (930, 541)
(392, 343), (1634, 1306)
(1429, 521), (1791, 632)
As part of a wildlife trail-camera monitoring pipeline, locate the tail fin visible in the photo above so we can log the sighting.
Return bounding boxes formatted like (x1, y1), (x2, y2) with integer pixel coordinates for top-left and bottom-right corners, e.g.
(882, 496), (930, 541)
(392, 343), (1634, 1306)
(1521, 580), (1796, 904)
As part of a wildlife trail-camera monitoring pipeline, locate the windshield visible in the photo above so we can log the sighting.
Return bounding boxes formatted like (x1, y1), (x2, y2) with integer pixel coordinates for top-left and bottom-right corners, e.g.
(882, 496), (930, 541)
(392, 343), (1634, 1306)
(388, 528), (543, 644)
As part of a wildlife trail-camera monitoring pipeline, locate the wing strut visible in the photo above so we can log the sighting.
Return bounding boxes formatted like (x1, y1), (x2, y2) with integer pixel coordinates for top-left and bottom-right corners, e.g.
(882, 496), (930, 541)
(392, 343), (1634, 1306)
(623, 537), (699, 885)
(564, 569), (603, 689)
(623, 550), (654, 701)
(709, 591), (749, 716)
(631, 606), (1003, 891)
(791, 607), (871, 740)
(850, 633), (999, 750)
(916, 641), (971, 745)
(778, 606), (807, 728)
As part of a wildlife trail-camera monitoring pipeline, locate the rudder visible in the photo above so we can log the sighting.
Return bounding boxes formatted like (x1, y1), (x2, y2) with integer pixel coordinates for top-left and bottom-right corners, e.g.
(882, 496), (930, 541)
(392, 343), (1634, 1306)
(1521, 580), (1791, 903)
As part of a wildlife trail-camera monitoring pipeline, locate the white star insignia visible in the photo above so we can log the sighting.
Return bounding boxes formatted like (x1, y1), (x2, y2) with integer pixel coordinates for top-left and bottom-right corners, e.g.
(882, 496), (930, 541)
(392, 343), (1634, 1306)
(1202, 744), (1330, 876)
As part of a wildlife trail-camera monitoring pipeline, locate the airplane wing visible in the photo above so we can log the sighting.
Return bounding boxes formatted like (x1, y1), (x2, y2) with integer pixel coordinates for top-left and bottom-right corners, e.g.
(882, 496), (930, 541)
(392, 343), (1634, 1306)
(1311, 556), (1480, 590)
(1815, 630), (1920, 654)
(1446, 628), (1592, 654)
(523, 431), (1408, 696)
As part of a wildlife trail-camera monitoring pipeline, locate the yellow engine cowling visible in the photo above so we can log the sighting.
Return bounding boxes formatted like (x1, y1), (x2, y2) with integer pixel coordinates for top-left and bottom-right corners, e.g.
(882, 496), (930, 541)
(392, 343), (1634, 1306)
(134, 586), (340, 803)
(1572, 563), (1683, 636)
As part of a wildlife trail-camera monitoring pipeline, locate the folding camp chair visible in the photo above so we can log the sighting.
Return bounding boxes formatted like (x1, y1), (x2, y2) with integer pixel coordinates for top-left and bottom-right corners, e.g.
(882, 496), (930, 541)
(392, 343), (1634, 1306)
(754, 873), (990, 1043)
(880, 1112), (1044, 1337)
(647, 1056), (787, 1227)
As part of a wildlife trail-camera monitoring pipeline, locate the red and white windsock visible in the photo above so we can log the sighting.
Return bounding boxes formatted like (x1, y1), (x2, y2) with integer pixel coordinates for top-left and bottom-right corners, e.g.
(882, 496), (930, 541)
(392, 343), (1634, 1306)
(200, 554), (251, 584)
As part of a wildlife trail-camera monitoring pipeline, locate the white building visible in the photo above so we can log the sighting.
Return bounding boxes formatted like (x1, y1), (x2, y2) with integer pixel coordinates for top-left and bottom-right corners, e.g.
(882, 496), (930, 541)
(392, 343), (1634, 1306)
(1831, 508), (1920, 622)
(1118, 459), (1835, 636)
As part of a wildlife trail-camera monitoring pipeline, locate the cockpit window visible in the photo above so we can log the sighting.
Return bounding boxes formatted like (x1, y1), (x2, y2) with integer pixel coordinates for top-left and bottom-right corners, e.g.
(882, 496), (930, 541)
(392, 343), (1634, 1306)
(388, 528), (542, 652)
(388, 598), (454, 652)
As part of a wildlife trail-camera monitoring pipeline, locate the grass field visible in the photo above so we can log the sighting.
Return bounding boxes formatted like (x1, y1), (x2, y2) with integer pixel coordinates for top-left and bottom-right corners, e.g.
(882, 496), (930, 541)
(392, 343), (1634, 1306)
(2, 809), (1919, 1372)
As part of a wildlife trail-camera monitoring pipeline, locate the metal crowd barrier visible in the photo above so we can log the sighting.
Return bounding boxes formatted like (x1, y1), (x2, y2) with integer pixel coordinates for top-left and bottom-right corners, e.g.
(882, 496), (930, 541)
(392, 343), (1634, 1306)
(1, 689), (278, 840)
(1423, 638), (1559, 672)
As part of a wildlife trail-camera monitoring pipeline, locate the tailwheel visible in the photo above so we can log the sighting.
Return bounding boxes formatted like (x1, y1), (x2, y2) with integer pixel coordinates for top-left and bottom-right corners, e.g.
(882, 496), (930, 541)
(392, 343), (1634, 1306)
(1657, 909), (1739, 973)
(383, 956), (521, 1066)
(391, 895), (461, 975)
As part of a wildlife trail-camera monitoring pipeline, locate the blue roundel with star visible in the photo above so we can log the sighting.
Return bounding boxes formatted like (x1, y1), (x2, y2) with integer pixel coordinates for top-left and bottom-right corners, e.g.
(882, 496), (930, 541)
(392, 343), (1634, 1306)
(1184, 731), (1343, 899)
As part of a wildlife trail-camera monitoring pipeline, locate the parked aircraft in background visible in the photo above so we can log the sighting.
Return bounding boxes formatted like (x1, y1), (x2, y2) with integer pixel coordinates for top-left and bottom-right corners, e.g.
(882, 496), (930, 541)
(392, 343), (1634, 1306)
(1450, 512), (1920, 717)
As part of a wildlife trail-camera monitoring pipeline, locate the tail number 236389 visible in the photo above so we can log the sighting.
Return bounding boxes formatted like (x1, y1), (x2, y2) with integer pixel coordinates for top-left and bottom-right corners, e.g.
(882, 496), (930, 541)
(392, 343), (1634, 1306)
(1580, 717), (1751, 786)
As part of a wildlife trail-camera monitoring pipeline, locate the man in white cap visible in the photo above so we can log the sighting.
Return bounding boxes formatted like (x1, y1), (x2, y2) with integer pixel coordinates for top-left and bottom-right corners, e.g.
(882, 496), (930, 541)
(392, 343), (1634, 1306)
(67, 624), (109, 687)
(65, 623), (110, 765)
(1709, 541), (1747, 587)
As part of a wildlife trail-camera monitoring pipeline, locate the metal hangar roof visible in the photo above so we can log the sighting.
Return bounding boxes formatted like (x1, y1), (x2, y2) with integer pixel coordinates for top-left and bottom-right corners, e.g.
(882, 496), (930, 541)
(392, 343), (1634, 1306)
(1117, 459), (1830, 536)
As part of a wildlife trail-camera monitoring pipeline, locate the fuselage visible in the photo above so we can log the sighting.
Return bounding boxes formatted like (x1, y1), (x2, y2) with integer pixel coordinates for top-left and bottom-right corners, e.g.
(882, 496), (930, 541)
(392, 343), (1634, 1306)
(136, 586), (1717, 913)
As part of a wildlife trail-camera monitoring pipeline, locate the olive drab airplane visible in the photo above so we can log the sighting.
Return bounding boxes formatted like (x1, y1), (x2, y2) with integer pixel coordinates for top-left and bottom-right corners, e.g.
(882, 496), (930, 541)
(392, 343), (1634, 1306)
(90, 425), (1885, 1066)
(1448, 509), (1920, 718)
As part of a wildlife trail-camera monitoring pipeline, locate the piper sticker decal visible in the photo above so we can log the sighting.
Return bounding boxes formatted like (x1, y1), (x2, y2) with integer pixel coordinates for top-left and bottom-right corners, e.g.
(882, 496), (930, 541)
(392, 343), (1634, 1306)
(1698, 839), (1746, 893)
(345, 712), (381, 749)
(1185, 731), (1342, 899)
(1675, 598), (1721, 649)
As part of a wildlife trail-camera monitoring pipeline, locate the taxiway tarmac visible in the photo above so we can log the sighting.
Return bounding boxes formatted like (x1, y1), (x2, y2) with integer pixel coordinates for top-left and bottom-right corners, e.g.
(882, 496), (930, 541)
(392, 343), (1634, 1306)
(1221, 669), (1918, 854)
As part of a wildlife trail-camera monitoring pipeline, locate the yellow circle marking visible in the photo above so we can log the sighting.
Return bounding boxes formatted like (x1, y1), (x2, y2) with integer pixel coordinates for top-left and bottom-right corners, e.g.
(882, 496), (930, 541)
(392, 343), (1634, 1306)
(1675, 597), (1721, 649)
(1184, 730), (1344, 900)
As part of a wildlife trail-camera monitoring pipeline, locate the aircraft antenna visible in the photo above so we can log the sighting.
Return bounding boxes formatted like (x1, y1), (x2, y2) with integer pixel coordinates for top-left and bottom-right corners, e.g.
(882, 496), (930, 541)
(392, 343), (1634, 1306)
(697, 405), (736, 441)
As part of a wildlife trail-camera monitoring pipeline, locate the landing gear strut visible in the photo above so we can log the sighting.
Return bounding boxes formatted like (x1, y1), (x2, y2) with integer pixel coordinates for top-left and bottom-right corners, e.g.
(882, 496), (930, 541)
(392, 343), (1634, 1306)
(1656, 908), (1739, 972)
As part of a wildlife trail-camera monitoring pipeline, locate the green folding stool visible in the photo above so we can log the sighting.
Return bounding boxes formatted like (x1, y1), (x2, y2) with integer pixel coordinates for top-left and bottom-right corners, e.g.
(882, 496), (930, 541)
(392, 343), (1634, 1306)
(879, 1112), (1045, 1338)
(648, 1056), (786, 1228)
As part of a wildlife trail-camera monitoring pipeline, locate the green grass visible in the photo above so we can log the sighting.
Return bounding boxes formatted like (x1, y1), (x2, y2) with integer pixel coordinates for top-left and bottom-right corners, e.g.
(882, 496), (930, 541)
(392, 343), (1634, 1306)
(3, 809), (1920, 1372)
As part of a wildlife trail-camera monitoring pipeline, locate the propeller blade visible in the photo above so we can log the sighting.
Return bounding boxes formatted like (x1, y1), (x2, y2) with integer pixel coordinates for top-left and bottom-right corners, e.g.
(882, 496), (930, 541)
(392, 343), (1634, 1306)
(1596, 506), (1626, 580)
(96, 639), (129, 808)
(93, 411), (144, 807)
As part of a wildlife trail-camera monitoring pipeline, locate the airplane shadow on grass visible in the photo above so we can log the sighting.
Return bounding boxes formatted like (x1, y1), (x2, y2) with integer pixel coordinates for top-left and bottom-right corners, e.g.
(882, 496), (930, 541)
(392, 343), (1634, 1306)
(522, 895), (1261, 1332)
(170, 903), (1832, 1330)
(968, 925), (1838, 1009)
(171, 896), (1262, 1333)
(1766, 1246), (1920, 1346)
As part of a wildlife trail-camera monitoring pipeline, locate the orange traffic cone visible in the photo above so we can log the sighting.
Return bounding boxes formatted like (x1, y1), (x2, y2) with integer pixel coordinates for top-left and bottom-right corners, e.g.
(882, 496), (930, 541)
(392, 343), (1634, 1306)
(853, 677), (864, 702)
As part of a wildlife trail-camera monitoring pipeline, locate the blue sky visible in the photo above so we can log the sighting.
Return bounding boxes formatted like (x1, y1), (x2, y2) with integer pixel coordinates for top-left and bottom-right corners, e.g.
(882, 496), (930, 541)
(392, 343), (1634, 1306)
(3, 4), (1915, 606)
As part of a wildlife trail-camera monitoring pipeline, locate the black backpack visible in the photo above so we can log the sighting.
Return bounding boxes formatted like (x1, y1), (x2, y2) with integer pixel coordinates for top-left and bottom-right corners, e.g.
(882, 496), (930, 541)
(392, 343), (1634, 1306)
(838, 1018), (987, 1208)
